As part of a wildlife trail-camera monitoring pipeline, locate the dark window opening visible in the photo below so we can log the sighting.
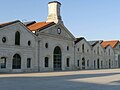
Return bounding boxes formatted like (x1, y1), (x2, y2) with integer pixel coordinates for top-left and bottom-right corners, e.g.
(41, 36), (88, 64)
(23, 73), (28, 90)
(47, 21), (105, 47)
(67, 46), (69, 51)
(87, 60), (89, 67)
(45, 57), (49, 67)
(109, 49), (110, 56)
(2, 37), (6, 43)
(94, 60), (96, 69)
(15, 31), (20, 45)
(28, 41), (31, 46)
(77, 60), (80, 67)
(82, 58), (85, 69)
(27, 58), (31, 68)
(66, 58), (70, 67)
(45, 43), (48, 48)
(82, 44), (84, 53)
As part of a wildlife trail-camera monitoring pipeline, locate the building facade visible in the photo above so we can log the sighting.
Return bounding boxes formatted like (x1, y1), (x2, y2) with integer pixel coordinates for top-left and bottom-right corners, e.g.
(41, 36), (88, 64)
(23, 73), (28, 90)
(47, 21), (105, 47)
(0, 1), (119, 72)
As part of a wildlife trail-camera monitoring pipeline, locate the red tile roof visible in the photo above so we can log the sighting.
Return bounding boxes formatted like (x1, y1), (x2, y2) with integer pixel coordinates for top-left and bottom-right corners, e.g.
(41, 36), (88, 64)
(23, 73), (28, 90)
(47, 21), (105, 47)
(101, 40), (119, 48)
(27, 22), (55, 31)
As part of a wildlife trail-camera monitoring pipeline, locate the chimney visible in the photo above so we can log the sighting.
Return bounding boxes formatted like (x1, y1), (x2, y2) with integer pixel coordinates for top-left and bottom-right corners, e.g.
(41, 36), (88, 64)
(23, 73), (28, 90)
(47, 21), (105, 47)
(46, 1), (63, 24)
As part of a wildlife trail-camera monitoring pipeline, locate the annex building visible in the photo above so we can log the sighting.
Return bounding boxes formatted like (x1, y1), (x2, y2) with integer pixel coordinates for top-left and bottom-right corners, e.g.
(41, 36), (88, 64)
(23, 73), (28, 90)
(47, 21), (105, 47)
(0, 1), (120, 72)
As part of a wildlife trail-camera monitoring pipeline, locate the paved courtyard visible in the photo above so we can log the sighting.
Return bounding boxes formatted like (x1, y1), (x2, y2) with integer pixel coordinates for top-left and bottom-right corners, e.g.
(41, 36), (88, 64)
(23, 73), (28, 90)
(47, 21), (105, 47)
(0, 69), (120, 90)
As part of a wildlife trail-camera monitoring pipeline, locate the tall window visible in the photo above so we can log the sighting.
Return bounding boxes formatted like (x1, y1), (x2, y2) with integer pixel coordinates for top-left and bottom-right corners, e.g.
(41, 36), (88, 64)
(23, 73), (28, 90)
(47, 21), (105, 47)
(66, 58), (70, 67)
(87, 60), (89, 67)
(45, 43), (48, 48)
(12, 54), (21, 69)
(77, 60), (80, 67)
(82, 44), (84, 53)
(82, 58), (85, 69)
(15, 31), (20, 45)
(97, 47), (99, 55)
(109, 49), (110, 56)
(1, 57), (6, 68)
(67, 46), (69, 51)
(101, 61), (103, 68)
(27, 58), (31, 68)
(94, 60), (96, 69)
(109, 59), (111, 68)
(45, 57), (49, 67)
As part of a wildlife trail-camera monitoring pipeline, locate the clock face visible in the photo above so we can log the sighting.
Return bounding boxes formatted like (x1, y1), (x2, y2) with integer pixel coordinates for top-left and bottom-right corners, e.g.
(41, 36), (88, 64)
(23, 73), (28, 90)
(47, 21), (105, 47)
(57, 28), (61, 34)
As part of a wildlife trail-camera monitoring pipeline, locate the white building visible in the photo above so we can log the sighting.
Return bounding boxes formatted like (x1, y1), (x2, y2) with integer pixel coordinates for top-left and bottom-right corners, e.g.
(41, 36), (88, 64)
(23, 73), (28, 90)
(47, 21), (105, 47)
(0, 1), (118, 72)
(75, 37), (92, 70)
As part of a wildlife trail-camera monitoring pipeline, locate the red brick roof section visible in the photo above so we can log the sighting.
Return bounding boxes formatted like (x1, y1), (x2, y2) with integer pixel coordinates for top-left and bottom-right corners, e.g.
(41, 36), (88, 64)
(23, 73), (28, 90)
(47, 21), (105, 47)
(28, 22), (55, 31)
(101, 40), (119, 48)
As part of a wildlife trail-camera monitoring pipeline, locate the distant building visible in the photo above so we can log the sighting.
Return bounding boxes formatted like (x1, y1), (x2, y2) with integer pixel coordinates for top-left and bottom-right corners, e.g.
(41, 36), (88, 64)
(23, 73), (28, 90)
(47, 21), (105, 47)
(0, 1), (119, 72)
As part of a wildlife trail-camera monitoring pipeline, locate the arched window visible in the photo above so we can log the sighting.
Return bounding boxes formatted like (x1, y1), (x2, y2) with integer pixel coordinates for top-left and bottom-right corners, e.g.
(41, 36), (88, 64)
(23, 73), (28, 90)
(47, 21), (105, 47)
(67, 46), (69, 51)
(82, 58), (85, 69)
(45, 43), (48, 48)
(109, 49), (110, 56)
(28, 41), (31, 46)
(97, 47), (99, 55)
(53, 46), (62, 70)
(82, 44), (84, 53)
(12, 54), (21, 69)
(15, 31), (20, 45)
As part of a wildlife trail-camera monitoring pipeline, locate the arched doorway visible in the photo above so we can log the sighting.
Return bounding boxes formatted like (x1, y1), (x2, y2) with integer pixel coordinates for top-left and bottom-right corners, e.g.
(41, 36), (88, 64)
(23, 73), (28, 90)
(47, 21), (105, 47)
(82, 58), (85, 69)
(12, 54), (21, 69)
(53, 46), (62, 70)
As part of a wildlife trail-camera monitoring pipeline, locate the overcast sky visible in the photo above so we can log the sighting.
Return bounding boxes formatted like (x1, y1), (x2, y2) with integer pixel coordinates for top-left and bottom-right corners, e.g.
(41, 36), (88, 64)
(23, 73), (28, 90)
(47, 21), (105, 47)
(0, 0), (120, 40)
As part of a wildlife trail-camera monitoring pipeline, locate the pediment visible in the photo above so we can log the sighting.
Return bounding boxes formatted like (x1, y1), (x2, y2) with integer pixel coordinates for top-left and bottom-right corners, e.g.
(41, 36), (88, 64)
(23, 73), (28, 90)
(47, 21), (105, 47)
(39, 23), (75, 40)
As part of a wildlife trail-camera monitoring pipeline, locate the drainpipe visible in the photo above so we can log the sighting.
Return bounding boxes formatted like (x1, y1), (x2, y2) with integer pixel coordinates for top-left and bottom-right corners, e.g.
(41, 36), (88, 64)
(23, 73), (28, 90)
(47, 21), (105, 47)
(38, 39), (40, 72)
(74, 43), (76, 70)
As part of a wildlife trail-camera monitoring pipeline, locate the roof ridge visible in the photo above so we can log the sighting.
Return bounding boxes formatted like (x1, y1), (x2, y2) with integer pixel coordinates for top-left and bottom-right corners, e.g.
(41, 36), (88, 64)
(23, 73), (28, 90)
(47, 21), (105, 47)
(0, 20), (20, 28)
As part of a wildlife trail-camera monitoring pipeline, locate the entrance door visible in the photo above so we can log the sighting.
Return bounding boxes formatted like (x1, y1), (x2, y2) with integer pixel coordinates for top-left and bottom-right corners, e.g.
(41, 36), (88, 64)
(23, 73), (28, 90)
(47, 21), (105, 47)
(12, 54), (21, 69)
(97, 59), (100, 69)
(82, 58), (85, 69)
(53, 46), (62, 70)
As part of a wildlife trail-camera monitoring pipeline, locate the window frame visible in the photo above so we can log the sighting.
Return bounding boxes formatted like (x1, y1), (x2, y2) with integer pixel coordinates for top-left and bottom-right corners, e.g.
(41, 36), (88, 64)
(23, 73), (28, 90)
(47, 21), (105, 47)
(45, 57), (49, 67)
(1, 57), (6, 69)
(15, 31), (20, 45)
(27, 58), (31, 68)
(66, 58), (70, 67)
